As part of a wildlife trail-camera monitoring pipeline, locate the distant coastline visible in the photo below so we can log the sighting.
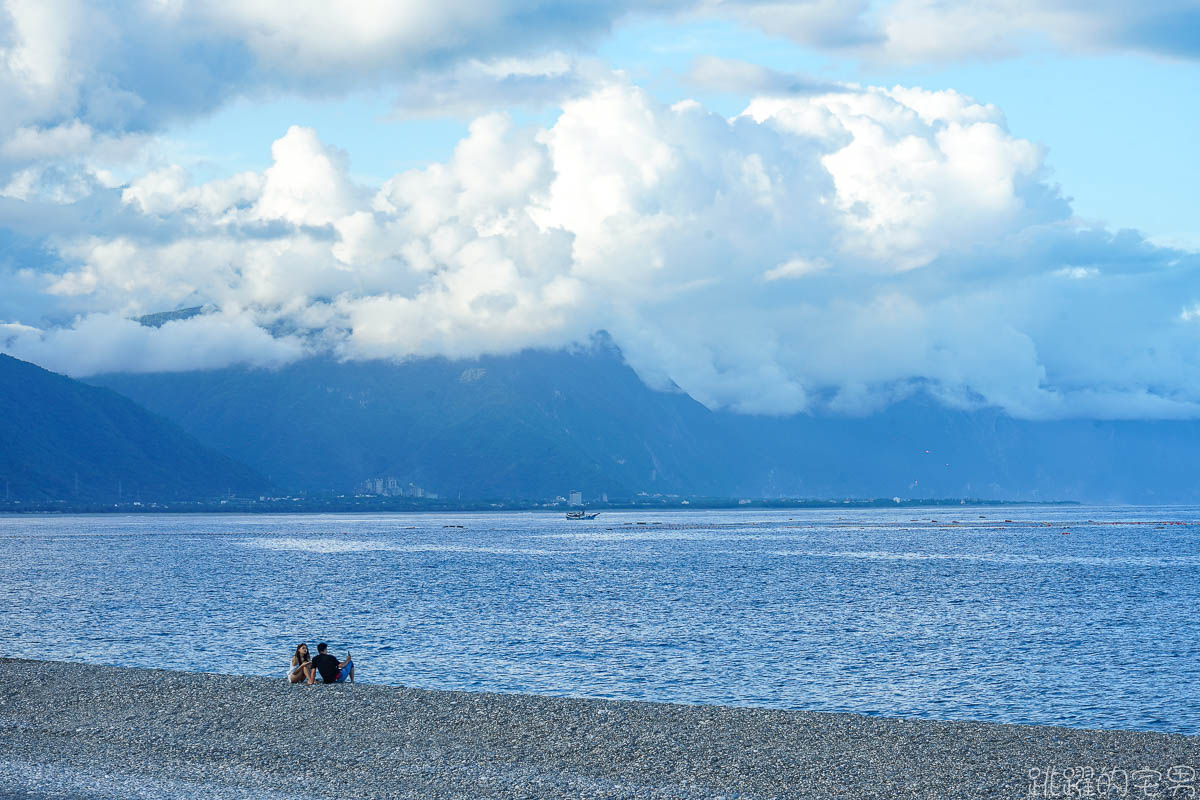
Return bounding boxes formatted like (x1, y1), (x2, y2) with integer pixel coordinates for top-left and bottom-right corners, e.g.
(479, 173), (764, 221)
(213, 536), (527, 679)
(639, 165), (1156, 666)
(0, 495), (1081, 515)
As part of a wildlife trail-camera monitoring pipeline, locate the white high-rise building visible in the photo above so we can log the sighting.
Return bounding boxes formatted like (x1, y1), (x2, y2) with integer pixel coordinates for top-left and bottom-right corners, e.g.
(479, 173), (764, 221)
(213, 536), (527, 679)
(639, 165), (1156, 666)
(568, 490), (583, 507)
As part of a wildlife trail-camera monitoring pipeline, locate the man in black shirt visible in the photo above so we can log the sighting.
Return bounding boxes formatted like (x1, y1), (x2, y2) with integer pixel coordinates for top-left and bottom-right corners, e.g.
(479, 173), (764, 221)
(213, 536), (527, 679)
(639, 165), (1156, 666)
(308, 642), (354, 684)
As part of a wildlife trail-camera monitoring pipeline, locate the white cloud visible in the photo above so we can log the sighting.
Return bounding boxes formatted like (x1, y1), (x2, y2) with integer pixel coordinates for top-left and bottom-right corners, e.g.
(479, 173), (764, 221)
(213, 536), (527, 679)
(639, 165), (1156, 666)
(5, 80), (1199, 421)
(2, 121), (94, 160)
(0, 0), (673, 140)
(0, 0), (1188, 154)
(0, 0), (1193, 216)
(122, 165), (264, 218)
(0, 0), (673, 209)
(1055, 266), (1099, 280)
(0, 0), (1194, 424)
(3, 311), (306, 376)
(743, 87), (1048, 270)
(763, 257), (828, 281)
(255, 126), (361, 227)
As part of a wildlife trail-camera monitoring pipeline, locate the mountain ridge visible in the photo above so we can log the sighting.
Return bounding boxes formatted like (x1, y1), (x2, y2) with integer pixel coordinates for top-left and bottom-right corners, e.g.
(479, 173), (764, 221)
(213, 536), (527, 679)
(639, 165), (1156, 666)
(0, 353), (271, 502)
(85, 344), (1200, 503)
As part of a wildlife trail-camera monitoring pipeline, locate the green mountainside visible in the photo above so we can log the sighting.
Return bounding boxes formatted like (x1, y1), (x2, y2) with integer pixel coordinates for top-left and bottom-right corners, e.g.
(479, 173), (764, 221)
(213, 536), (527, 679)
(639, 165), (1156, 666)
(0, 354), (270, 502)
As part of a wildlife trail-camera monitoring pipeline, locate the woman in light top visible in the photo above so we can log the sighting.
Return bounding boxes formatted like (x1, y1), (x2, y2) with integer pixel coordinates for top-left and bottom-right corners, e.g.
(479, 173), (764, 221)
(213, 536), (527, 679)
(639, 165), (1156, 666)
(288, 642), (314, 684)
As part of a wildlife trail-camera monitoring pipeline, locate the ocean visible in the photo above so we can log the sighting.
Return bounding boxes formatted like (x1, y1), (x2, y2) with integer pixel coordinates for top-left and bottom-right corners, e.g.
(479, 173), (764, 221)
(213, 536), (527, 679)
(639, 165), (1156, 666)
(2, 506), (1197, 734)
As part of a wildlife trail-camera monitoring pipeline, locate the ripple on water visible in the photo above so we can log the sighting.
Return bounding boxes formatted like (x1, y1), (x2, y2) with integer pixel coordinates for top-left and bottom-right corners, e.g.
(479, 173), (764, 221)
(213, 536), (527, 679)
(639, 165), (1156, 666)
(1, 507), (1198, 735)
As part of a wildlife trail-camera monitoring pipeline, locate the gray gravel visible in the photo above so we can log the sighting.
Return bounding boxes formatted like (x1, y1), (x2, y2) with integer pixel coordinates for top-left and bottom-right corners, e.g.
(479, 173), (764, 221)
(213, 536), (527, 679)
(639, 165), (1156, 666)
(1, 659), (1196, 799)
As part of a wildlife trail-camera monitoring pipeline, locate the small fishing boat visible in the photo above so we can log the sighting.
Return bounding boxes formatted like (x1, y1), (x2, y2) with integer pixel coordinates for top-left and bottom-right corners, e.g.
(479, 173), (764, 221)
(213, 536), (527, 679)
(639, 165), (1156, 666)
(565, 511), (599, 520)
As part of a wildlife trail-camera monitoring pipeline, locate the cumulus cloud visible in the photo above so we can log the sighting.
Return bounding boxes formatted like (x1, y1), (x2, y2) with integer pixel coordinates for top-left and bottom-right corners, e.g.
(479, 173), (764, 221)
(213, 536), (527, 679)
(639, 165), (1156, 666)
(4, 79), (1199, 421)
(0, 0), (1195, 424)
(0, 0), (1194, 211)
(0, 0), (676, 206)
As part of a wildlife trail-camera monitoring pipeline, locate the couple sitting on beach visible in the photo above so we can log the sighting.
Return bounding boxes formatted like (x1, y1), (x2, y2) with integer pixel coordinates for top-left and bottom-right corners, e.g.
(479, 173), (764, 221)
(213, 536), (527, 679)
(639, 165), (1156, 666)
(288, 642), (354, 685)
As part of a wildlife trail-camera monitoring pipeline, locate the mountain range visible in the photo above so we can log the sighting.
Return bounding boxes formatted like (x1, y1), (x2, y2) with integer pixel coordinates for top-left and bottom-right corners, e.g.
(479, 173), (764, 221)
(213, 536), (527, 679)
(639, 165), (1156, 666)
(81, 338), (1200, 504)
(5, 338), (1199, 505)
(0, 354), (269, 502)
(88, 340), (730, 501)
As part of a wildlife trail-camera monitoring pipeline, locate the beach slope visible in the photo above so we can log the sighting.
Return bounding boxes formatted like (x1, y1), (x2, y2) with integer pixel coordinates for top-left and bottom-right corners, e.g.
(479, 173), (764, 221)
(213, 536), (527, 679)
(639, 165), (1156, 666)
(0, 659), (1195, 799)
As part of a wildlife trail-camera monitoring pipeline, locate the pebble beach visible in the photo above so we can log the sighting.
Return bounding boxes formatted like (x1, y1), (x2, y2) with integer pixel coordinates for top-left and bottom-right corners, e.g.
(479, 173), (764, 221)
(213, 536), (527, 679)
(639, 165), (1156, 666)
(1, 659), (1197, 799)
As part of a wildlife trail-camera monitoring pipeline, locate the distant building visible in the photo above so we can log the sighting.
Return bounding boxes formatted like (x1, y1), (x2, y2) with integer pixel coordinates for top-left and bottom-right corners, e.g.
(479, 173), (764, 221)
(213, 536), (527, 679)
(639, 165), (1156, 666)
(356, 477), (433, 499)
(568, 490), (583, 507)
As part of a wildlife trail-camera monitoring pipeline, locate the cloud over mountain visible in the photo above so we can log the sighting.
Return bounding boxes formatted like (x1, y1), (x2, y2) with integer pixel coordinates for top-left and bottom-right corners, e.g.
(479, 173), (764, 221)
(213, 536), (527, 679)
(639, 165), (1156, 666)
(1, 0), (1197, 420)
(4, 77), (1198, 420)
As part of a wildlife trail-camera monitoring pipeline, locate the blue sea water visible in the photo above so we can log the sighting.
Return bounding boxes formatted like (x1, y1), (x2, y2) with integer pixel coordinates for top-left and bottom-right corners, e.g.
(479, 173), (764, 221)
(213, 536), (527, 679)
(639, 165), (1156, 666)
(1, 506), (1198, 734)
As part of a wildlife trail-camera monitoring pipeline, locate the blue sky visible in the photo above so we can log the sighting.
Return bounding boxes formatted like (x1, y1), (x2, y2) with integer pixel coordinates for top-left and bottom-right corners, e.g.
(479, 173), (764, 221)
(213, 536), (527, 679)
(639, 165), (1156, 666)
(2, 1), (1199, 420)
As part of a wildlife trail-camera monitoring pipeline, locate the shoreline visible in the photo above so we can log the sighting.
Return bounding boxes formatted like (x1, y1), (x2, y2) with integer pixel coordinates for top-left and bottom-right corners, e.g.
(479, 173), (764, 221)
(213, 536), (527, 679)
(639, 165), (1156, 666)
(2, 660), (1197, 799)
(0, 498), (1082, 516)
